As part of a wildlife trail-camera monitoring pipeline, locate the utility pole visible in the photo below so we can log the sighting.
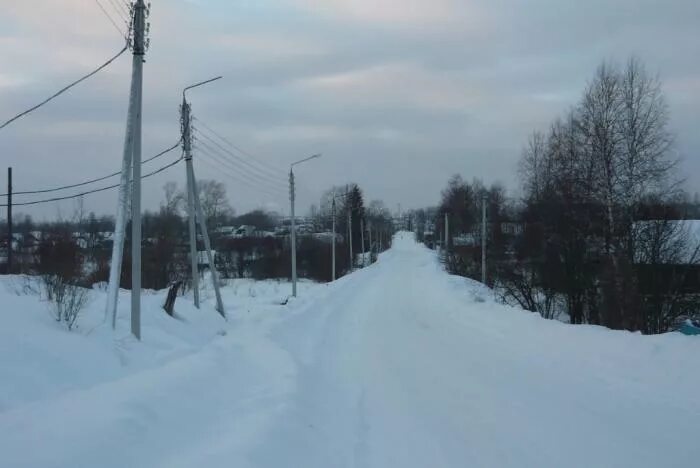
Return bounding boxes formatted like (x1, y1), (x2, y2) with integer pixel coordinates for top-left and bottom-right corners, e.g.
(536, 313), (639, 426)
(181, 96), (199, 308)
(191, 173), (225, 317)
(289, 169), (297, 297)
(444, 212), (449, 252)
(6, 168), (12, 274)
(182, 76), (225, 316)
(368, 221), (372, 264)
(130, 0), (148, 340)
(106, 0), (148, 336)
(289, 153), (321, 297)
(347, 186), (353, 269)
(331, 197), (336, 281)
(482, 192), (487, 284)
(360, 218), (365, 267)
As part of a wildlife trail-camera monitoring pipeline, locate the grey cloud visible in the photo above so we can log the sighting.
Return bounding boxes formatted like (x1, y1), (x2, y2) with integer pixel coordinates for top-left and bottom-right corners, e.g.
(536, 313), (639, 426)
(1, 0), (698, 220)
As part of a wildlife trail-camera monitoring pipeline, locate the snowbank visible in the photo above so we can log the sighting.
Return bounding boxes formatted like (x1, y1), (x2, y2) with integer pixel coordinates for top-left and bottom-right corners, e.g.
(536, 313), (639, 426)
(1, 233), (699, 467)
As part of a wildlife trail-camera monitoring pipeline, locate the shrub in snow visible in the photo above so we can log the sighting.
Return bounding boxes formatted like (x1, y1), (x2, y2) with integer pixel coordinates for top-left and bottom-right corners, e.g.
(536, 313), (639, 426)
(36, 235), (89, 331)
(41, 275), (89, 330)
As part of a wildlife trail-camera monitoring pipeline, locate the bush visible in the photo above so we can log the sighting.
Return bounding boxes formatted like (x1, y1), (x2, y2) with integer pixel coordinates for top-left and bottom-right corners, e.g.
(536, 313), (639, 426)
(41, 274), (89, 330)
(36, 235), (89, 330)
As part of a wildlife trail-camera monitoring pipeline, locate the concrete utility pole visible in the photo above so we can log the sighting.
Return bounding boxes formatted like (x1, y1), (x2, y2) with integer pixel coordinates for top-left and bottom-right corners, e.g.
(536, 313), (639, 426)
(360, 218), (365, 267)
(368, 221), (372, 264)
(289, 169), (297, 297)
(347, 186), (353, 269)
(191, 171), (225, 317)
(130, 0), (148, 340)
(331, 197), (336, 281)
(181, 97), (199, 308)
(106, 0), (148, 336)
(289, 154), (321, 297)
(182, 76), (224, 316)
(6, 168), (11, 274)
(482, 192), (487, 284)
(444, 212), (449, 252)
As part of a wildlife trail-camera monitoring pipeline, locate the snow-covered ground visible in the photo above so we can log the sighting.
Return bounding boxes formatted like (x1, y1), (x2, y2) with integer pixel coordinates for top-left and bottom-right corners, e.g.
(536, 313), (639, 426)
(1, 233), (699, 467)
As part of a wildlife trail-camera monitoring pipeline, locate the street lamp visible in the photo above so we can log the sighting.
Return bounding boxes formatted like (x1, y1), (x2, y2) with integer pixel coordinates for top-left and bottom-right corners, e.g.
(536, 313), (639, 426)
(181, 76), (226, 317)
(181, 76), (222, 309)
(290, 153), (322, 297)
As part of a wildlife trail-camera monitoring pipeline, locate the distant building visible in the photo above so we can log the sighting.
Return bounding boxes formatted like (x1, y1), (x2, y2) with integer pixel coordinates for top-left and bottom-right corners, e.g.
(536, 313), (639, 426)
(233, 225), (257, 238)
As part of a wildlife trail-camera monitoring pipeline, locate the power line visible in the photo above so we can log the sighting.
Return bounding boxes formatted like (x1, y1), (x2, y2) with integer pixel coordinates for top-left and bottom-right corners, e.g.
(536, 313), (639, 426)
(0, 44), (129, 131)
(192, 117), (286, 178)
(193, 128), (286, 184)
(194, 143), (286, 195)
(194, 147), (286, 198)
(192, 134), (285, 186)
(191, 122), (316, 199)
(0, 155), (184, 208)
(195, 154), (284, 199)
(193, 125), (286, 182)
(107, 0), (130, 22)
(193, 138), (287, 192)
(94, 0), (127, 38)
(0, 138), (182, 197)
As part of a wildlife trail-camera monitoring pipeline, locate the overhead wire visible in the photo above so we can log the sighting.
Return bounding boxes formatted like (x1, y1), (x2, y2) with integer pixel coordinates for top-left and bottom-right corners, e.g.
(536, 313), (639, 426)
(194, 155), (285, 200)
(94, 0), (127, 38)
(193, 141), (286, 194)
(194, 144), (288, 198)
(192, 117), (286, 178)
(192, 128), (316, 200)
(0, 138), (182, 197)
(193, 141), (287, 195)
(107, 0), (130, 22)
(192, 134), (287, 188)
(0, 43), (129, 131)
(192, 127), (286, 183)
(0, 154), (184, 208)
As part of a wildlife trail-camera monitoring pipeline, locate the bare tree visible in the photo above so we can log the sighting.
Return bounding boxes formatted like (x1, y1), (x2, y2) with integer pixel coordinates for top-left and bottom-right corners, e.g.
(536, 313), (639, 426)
(184, 179), (234, 229)
(162, 181), (184, 215)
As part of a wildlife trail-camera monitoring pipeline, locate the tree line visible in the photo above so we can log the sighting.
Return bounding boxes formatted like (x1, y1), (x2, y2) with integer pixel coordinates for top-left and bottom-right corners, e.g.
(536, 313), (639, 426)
(2, 178), (395, 329)
(419, 58), (699, 334)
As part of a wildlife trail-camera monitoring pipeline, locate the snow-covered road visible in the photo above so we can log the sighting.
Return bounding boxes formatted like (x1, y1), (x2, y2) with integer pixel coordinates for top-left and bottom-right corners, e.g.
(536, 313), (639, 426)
(2, 233), (699, 467)
(251, 233), (700, 467)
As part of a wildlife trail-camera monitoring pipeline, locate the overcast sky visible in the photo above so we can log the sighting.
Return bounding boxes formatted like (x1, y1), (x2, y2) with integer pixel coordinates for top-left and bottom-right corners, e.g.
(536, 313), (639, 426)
(1, 0), (698, 220)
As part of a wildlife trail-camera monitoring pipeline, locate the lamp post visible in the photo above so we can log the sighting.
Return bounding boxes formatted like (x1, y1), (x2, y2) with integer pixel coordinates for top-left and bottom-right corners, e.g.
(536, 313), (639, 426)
(289, 153), (322, 297)
(182, 76), (226, 316)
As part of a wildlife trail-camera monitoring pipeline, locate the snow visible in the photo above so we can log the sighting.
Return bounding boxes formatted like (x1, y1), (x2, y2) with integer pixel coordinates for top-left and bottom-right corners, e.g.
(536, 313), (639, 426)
(1, 232), (700, 467)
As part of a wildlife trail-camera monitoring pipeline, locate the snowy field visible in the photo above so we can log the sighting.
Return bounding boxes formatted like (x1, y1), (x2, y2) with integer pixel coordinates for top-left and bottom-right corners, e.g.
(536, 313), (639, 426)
(1, 232), (699, 467)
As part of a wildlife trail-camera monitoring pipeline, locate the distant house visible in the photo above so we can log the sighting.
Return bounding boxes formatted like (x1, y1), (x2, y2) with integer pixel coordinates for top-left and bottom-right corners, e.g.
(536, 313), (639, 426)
(71, 232), (89, 249)
(296, 224), (314, 235)
(312, 231), (344, 244)
(233, 225), (257, 238)
(214, 226), (237, 237)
